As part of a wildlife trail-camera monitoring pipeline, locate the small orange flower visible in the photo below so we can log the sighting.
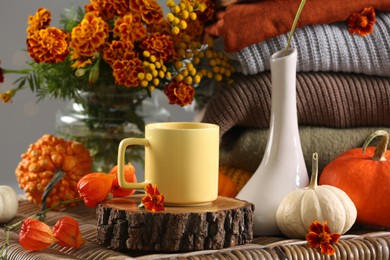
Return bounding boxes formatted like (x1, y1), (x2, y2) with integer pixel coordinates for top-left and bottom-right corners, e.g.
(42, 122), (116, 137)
(141, 183), (165, 212)
(52, 216), (85, 249)
(130, 0), (164, 25)
(0, 89), (16, 103)
(19, 218), (56, 251)
(348, 7), (376, 36)
(27, 8), (51, 35)
(77, 172), (114, 208)
(306, 220), (341, 256)
(164, 79), (195, 106)
(140, 33), (174, 62)
(27, 27), (69, 64)
(109, 163), (137, 197)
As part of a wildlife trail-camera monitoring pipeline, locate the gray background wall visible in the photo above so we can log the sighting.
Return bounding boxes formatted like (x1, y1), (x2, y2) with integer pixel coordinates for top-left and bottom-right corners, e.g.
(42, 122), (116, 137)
(0, 0), (195, 193)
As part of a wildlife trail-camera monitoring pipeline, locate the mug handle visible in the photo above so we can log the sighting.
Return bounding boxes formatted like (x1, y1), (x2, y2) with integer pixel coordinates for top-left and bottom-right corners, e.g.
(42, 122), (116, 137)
(117, 138), (150, 189)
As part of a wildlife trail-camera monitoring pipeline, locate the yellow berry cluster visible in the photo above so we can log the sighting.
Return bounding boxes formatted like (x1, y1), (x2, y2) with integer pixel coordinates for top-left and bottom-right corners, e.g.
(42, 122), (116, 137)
(166, 0), (206, 35)
(139, 51), (172, 91)
(202, 48), (235, 82)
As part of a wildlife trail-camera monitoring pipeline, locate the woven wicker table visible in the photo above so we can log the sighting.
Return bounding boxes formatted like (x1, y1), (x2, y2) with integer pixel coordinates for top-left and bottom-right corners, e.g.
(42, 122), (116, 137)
(1, 200), (389, 259)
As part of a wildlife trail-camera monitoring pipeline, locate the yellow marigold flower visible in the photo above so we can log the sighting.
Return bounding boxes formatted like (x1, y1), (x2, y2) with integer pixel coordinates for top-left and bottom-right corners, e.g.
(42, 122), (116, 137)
(140, 33), (174, 62)
(103, 40), (134, 66)
(140, 80), (148, 87)
(70, 12), (109, 59)
(112, 53), (145, 87)
(27, 8), (51, 35)
(27, 27), (69, 64)
(130, 0), (164, 24)
(114, 13), (147, 42)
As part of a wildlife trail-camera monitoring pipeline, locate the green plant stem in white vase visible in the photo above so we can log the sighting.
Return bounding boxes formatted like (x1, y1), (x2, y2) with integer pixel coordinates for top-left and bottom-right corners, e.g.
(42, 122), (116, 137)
(236, 0), (308, 236)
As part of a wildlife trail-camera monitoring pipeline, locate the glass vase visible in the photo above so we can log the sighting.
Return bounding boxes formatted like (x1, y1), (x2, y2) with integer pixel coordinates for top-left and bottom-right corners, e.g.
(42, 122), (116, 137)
(236, 48), (309, 236)
(55, 86), (170, 172)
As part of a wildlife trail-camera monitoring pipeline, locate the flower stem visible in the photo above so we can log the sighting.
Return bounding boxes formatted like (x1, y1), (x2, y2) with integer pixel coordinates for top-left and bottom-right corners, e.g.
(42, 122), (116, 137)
(0, 197), (81, 258)
(285, 0), (307, 56)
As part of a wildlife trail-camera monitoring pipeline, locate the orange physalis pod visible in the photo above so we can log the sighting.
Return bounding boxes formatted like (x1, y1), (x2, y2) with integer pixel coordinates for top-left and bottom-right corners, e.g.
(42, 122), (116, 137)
(52, 216), (85, 249)
(19, 218), (56, 251)
(109, 163), (137, 197)
(77, 172), (114, 208)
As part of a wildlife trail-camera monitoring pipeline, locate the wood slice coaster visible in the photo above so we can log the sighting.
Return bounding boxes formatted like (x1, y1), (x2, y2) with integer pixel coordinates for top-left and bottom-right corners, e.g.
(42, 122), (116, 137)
(96, 195), (254, 252)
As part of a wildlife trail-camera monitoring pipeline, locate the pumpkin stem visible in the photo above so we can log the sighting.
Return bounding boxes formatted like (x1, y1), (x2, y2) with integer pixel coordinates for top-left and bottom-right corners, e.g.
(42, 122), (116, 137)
(309, 152), (319, 189)
(362, 130), (389, 161)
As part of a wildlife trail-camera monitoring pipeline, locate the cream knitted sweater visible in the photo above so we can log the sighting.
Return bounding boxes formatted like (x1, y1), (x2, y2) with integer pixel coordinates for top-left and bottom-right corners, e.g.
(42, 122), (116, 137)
(228, 12), (390, 77)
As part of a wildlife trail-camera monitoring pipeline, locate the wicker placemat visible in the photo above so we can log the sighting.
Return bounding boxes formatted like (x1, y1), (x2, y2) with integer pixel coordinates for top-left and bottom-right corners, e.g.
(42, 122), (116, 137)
(1, 200), (389, 259)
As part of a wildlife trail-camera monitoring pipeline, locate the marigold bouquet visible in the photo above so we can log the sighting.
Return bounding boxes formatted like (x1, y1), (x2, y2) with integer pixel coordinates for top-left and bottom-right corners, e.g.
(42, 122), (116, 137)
(0, 0), (233, 107)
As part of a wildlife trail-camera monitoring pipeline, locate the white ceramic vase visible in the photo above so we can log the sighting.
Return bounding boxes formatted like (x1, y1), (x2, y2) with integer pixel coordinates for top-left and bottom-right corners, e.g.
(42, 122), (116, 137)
(236, 48), (309, 236)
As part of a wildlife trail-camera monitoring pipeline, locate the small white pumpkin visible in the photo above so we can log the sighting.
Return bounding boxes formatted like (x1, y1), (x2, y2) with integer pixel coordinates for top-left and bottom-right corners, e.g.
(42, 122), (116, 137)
(276, 153), (357, 239)
(0, 185), (19, 223)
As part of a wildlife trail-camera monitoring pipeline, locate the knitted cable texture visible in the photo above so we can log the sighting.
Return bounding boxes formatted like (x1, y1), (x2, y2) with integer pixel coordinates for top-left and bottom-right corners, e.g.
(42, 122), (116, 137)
(202, 72), (390, 136)
(228, 12), (390, 76)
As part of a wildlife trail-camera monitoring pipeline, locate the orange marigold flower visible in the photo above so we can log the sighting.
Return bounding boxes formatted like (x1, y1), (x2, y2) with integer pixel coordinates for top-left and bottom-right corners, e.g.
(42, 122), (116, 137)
(140, 33), (174, 62)
(77, 172), (114, 208)
(164, 79), (195, 106)
(147, 20), (171, 35)
(112, 52), (145, 87)
(70, 12), (109, 59)
(114, 13), (147, 42)
(130, 0), (164, 24)
(103, 40), (134, 66)
(306, 220), (341, 256)
(52, 216), (85, 249)
(85, 0), (116, 20)
(27, 28), (69, 64)
(348, 7), (376, 36)
(0, 89), (16, 104)
(19, 218), (56, 251)
(141, 183), (165, 212)
(113, 0), (132, 15)
(27, 8), (51, 35)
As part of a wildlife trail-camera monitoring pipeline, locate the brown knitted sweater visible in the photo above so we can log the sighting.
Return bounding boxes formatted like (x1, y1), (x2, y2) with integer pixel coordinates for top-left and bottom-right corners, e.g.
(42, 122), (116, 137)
(202, 72), (390, 136)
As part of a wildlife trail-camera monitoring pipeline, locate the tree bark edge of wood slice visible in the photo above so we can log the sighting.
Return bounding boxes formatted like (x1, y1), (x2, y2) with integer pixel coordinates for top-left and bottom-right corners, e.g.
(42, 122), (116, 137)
(96, 195), (255, 252)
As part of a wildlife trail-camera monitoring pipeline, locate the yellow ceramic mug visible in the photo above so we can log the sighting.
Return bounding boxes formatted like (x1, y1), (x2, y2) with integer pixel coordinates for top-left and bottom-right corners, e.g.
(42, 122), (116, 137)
(117, 122), (219, 206)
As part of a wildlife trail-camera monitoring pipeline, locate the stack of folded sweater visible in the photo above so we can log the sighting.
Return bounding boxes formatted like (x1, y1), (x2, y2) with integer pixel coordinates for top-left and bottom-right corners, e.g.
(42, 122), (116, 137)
(201, 0), (390, 197)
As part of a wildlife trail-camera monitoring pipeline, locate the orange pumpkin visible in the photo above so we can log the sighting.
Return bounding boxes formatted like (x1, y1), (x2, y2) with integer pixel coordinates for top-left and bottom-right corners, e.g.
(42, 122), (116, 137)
(319, 130), (390, 227)
(15, 134), (93, 209)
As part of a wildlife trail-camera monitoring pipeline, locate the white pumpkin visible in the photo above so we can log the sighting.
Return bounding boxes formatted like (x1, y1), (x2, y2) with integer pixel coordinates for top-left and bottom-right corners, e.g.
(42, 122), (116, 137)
(276, 153), (357, 239)
(0, 185), (19, 223)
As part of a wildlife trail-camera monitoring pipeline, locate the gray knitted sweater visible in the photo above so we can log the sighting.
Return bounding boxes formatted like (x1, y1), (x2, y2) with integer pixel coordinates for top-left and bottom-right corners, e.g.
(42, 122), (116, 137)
(228, 12), (390, 77)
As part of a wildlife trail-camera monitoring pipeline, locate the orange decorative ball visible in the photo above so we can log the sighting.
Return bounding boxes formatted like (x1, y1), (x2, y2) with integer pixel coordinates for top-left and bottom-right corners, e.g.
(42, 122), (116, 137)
(319, 130), (390, 228)
(15, 134), (93, 209)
